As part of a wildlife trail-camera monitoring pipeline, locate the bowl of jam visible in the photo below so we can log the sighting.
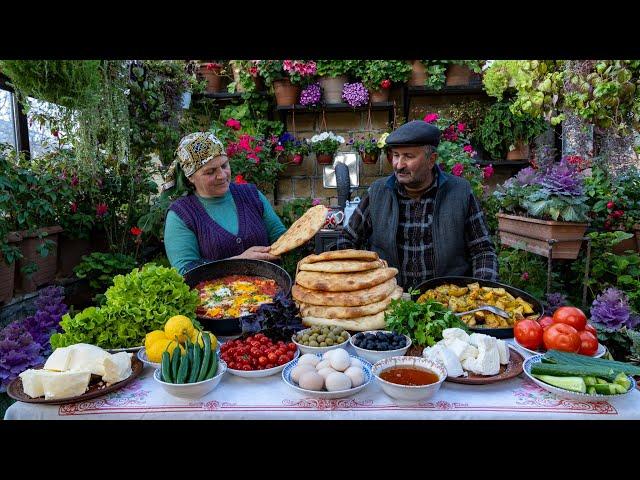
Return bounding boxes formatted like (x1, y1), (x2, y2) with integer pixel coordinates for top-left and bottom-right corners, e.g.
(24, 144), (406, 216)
(371, 356), (446, 401)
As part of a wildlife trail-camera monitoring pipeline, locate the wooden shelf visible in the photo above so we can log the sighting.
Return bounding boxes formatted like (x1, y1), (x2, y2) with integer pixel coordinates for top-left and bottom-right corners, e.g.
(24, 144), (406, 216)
(199, 91), (269, 100)
(276, 101), (395, 113)
(406, 84), (486, 97)
(474, 160), (531, 167)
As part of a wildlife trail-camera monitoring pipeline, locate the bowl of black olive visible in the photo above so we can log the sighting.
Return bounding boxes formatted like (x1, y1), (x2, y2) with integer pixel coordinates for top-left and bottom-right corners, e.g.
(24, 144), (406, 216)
(349, 330), (412, 363)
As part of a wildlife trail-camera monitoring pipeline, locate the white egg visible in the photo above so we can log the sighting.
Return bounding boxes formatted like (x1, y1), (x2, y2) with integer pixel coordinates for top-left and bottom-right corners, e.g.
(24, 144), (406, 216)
(317, 367), (337, 379)
(344, 366), (365, 387)
(325, 371), (352, 391)
(298, 354), (320, 367)
(291, 364), (316, 384)
(315, 360), (332, 371)
(322, 350), (336, 361)
(299, 371), (324, 391)
(350, 358), (363, 368)
(329, 349), (350, 372)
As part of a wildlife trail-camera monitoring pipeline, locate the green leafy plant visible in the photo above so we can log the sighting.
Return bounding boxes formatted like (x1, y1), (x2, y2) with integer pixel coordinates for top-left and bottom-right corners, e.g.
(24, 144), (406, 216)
(255, 60), (317, 86)
(349, 133), (382, 155)
(412, 60), (484, 90)
(73, 252), (138, 304)
(585, 163), (640, 231)
(385, 296), (469, 347)
(355, 60), (412, 90)
(497, 245), (561, 300)
(315, 60), (357, 78)
(476, 101), (548, 160)
(51, 263), (200, 349)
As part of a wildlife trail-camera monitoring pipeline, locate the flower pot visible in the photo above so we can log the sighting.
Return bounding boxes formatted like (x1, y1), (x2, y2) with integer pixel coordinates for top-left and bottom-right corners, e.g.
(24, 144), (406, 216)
(252, 76), (265, 92)
(506, 140), (530, 161)
(57, 235), (93, 278)
(16, 226), (63, 293)
(362, 152), (379, 164)
(319, 76), (348, 104)
(370, 89), (390, 103)
(497, 213), (588, 260)
(273, 78), (300, 106)
(612, 234), (638, 255)
(408, 60), (428, 86)
(445, 64), (473, 86)
(316, 153), (334, 165)
(0, 232), (21, 304)
(198, 65), (224, 93)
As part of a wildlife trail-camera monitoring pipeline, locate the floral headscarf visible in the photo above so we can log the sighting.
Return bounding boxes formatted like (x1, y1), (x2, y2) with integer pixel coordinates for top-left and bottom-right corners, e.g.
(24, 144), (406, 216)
(162, 132), (226, 190)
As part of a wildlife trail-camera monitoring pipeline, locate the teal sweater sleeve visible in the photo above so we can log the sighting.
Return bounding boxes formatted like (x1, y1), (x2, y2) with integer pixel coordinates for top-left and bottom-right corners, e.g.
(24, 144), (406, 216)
(164, 191), (286, 274)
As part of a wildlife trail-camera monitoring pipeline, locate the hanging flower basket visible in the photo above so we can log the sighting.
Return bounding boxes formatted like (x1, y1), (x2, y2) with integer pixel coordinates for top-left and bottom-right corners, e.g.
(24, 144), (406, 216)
(497, 213), (588, 259)
(362, 152), (379, 164)
(316, 153), (334, 165)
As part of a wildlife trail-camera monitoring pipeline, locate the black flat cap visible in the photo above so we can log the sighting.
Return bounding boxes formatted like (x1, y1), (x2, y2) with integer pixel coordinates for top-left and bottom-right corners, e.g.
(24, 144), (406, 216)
(385, 120), (441, 147)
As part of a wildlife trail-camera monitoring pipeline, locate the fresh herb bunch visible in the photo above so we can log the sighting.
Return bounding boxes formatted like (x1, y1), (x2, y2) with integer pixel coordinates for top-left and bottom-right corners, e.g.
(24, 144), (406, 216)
(240, 292), (304, 341)
(384, 297), (469, 347)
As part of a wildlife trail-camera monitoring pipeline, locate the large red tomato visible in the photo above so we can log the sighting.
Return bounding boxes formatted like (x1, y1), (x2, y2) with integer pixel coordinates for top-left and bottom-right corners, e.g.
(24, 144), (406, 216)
(584, 323), (597, 336)
(514, 319), (543, 350)
(578, 330), (599, 356)
(552, 306), (587, 331)
(538, 316), (554, 330)
(543, 323), (581, 353)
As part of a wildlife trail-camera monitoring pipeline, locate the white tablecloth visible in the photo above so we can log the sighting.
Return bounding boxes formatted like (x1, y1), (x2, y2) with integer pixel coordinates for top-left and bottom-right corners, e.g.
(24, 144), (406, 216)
(5, 341), (640, 420)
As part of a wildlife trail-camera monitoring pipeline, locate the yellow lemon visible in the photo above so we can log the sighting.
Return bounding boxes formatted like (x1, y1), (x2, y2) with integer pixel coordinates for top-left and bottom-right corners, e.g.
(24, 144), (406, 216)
(164, 315), (195, 344)
(208, 332), (218, 351)
(146, 338), (182, 363)
(189, 331), (217, 351)
(145, 330), (167, 352)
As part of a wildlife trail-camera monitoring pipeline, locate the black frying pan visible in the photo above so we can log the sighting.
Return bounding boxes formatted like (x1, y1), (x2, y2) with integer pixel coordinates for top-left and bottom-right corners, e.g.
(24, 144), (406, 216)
(183, 259), (292, 336)
(412, 276), (543, 339)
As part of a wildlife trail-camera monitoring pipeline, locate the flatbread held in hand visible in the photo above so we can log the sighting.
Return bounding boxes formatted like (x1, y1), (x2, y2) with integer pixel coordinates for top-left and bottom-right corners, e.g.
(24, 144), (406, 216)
(270, 205), (328, 256)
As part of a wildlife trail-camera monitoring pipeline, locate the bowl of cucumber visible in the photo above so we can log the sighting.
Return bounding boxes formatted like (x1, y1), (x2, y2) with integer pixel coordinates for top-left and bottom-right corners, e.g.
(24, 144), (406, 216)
(523, 353), (637, 402)
(153, 358), (227, 399)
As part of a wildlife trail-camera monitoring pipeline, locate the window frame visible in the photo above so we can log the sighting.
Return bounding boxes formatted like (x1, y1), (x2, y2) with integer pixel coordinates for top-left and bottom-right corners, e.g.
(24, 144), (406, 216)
(0, 72), (31, 159)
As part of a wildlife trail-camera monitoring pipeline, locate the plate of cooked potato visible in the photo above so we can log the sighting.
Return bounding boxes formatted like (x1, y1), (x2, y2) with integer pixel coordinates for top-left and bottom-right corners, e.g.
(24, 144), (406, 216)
(412, 276), (543, 339)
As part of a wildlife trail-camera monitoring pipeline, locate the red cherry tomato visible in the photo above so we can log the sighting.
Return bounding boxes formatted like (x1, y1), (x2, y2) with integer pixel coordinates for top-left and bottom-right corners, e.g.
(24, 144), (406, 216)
(552, 306), (587, 331)
(584, 323), (597, 336)
(267, 352), (278, 362)
(578, 330), (599, 356)
(543, 323), (581, 353)
(538, 316), (554, 330)
(278, 355), (289, 365)
(287, 343), (297, 352)
(514, 319), (543, 350)
(258, 356), (268, 366)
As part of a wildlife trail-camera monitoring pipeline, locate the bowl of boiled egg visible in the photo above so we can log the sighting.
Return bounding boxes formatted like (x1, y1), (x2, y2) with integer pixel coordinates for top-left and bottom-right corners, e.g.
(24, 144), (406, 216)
(282, 348), (372, 399)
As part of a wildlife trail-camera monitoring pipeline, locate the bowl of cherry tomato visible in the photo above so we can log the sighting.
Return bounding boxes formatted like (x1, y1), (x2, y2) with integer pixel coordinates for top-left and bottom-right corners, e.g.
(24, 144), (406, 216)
(514, 306), (606, 357)
(220, 333), (299, 378)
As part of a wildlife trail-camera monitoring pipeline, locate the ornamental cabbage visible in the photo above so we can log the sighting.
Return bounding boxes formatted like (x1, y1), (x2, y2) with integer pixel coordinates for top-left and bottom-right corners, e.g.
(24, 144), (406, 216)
(590, 287), (640, 331)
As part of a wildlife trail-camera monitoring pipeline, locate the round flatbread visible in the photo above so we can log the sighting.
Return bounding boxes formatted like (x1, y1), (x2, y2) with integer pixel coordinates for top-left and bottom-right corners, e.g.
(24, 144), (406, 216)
(298, 259), (385, 273)
(292, 278), (397, 307)
(270, 205), (328, 256)
(298, 249), (379, 266)
(302, 312), (387, 331)
(295, 267), (398, 292)
(298, 286), (403, 319)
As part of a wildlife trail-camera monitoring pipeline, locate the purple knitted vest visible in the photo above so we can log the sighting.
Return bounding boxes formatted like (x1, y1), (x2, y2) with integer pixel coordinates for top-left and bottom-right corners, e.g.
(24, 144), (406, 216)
(168, 183), (269, 261)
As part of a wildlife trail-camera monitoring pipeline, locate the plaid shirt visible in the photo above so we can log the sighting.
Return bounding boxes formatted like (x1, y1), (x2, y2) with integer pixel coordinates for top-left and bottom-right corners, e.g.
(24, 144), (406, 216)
(338, 176), (498, 289)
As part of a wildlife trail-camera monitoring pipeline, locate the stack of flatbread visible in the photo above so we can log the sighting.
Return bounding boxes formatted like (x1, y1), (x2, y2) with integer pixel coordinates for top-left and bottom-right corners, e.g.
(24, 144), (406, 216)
(292, 249), (403, 331)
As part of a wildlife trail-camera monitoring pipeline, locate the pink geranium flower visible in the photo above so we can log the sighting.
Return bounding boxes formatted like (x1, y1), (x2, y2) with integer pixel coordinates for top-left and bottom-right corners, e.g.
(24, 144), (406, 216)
(70, 202), (78, 213)
(423, 113), (439, 123)
(483, 164), (494, 179)
(225, 118), (241, 130)
(235, 174), (248, 184)
(457, 122), (466, 132)
(275, 145), (284, 152)
(452, 163), (464, 176)
(96, 203), (108, 217)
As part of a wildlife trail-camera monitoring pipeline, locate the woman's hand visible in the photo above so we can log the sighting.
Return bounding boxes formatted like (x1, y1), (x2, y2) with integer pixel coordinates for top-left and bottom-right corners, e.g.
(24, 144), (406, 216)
(233, 245), (280, 262)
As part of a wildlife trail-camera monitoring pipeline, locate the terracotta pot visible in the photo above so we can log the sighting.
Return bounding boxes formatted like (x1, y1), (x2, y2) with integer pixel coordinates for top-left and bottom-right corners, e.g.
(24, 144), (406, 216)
(362, 152), (379, 164)
(252, 76), (265, 92)
(370, 88), (390, 103)
(273, 78), (300, 106)
(57, 235), (93, 278)
(316, 153), (334, 165)
(408, 60), (428, 86)
(506, 140), (530, 161)
(319, 75), (348, 103)
(0, 232), (21, 304)
(497, 213), (588, 260)
(612, 234), (638, 255)
(445, 64), (473, 86)
(198, 65), (224, 93)
(16, 226), (63, 293)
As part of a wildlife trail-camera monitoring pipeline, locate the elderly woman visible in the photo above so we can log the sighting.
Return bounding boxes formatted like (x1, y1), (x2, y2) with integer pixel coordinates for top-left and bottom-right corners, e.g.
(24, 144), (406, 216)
(163, 132), (286, 274)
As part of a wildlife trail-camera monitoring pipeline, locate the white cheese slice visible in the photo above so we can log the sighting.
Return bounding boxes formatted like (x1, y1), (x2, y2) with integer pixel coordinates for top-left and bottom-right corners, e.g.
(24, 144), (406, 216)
(19, 369), (59, 398)
(43, 347), (72, 371)
(468, 332), (491, 347)
(102, 352), (132, 384)
(433, 345), (464, 378)
(66, 344), (111, 376)
(41, 371), (91, 400)
(464, 335), (500, 375)
(442, 328), (470, 343)
(496, 340), (510, 365)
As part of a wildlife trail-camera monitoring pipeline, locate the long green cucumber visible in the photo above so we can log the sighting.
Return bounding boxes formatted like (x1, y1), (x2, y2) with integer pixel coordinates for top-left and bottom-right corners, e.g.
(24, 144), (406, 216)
(530, 362), (620, 382)
(189, 342), (202, 383)
(544, 350), (640, 376)
(197, 333), (212, 382)
(205, 352), (219, 380)
(171, 346), (181, 381)
(161, 351), (172, 383)
(176, 352), (190, 384)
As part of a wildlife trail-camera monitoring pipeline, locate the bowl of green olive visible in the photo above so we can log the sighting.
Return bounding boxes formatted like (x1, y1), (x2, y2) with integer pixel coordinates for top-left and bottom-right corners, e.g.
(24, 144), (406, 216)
(291, 326), (351, 355)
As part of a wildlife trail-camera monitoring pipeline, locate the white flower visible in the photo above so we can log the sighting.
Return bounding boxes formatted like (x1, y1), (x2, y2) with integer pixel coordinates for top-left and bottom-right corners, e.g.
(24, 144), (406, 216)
(336, 135), (345, 144)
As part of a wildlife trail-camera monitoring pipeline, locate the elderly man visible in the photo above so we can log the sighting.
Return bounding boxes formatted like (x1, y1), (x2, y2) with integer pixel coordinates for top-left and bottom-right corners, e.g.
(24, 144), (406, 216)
(338, 120), (498, 290)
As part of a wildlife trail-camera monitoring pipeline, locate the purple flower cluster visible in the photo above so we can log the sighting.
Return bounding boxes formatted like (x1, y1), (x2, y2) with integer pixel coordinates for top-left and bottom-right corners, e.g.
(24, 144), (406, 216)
(543, 292), (568, 316)
(590, 288), (640, 331)
(0, 322), (45, 392)
(22, 286), (68, 356)
(538, 159), (584, 196)
(299, 82), (321, 106)
(342, 82), (369, 107)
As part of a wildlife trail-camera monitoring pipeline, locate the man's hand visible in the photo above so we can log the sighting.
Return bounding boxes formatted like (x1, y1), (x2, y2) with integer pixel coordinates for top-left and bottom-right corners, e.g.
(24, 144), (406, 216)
(233, 245), (280, 262)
